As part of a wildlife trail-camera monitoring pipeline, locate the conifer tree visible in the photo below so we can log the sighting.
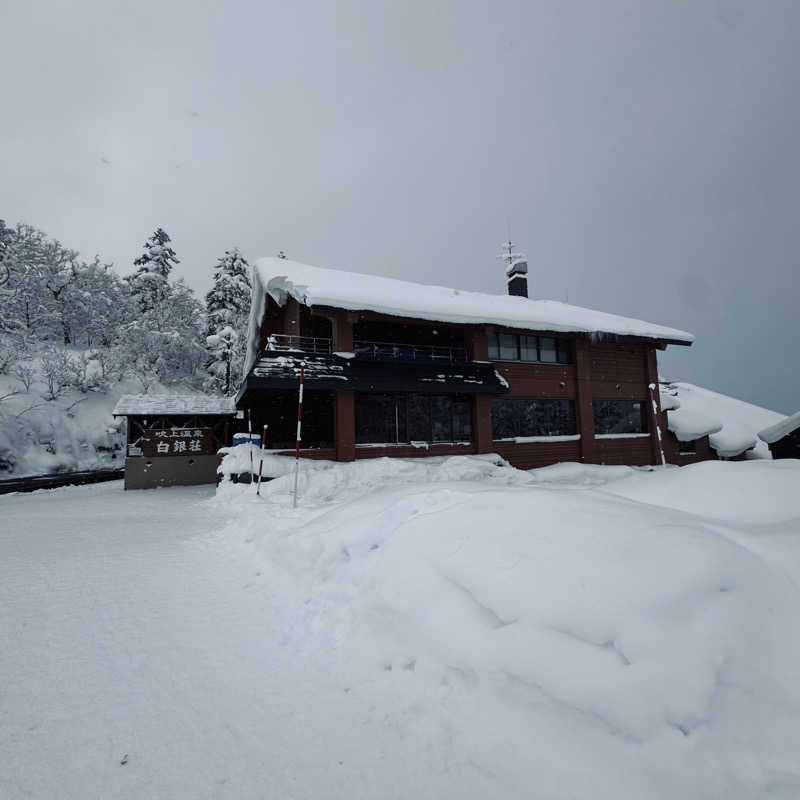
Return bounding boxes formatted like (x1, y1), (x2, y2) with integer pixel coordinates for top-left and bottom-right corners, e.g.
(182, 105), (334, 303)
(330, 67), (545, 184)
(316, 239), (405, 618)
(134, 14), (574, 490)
(204, 248), (252, 395)
(127, 228), (179, 325)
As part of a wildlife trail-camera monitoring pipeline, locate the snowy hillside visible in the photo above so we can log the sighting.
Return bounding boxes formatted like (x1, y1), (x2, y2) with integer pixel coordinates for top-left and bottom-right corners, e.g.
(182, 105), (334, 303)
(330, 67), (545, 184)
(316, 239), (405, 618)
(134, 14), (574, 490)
(0, 355), (127, 476)
(662, 381), (786, 459)
(3, 456), (800, 798)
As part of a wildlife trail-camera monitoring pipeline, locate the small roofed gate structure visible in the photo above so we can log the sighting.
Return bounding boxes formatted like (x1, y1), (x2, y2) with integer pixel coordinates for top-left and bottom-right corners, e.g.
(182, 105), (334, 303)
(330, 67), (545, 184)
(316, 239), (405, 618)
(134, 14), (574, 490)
(113, 395), (238, 489)
(759, 412), (800, 460)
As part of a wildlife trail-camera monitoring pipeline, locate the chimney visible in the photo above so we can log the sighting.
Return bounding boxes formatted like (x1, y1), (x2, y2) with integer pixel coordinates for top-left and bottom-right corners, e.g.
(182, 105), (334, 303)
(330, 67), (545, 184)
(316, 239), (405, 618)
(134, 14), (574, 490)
(498, 240), (529, 298)
(506, 259), (528, 298)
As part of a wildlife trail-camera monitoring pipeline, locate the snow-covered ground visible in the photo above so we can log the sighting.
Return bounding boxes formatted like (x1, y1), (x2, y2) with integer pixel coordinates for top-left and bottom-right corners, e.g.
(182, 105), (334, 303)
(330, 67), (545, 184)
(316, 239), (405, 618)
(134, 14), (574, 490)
(2, 456), (800, 799)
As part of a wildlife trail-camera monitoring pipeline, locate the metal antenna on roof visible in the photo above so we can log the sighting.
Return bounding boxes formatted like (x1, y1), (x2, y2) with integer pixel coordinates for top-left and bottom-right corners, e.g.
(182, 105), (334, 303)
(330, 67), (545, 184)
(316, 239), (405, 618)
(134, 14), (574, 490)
(497, 239), (526, 271)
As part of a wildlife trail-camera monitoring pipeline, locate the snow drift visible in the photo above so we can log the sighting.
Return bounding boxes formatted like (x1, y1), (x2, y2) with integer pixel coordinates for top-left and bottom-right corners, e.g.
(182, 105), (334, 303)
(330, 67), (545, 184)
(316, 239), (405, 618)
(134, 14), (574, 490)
(662, 381), (786, 458)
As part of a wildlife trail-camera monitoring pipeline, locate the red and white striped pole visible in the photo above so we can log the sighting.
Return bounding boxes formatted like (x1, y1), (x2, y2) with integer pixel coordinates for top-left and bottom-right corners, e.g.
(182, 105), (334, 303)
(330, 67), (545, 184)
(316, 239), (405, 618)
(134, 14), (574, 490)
(292, 362), (305, 508)
(247, 409), (254, 478)
(649, 382), (666, 466)
(256, 424), (268, 495)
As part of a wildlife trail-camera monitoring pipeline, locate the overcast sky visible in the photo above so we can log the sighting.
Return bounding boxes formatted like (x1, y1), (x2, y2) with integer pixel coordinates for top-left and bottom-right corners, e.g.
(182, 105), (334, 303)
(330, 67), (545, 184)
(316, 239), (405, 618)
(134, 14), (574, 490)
(3, 0), (798, 412)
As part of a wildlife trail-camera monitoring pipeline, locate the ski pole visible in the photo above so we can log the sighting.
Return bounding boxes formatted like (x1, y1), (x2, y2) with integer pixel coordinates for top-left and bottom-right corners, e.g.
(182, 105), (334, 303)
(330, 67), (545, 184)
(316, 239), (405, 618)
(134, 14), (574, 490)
(292, 362), (305, 508)
(256, 424), (268, 495)
(247, 408), (254, 478)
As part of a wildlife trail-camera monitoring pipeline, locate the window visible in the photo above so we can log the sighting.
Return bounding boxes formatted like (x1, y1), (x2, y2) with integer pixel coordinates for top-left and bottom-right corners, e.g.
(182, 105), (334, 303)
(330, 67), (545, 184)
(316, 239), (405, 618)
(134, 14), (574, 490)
(520, 335), (539, 361)
(488, 332), (571, 364)
(355, 393), (473, 444)
(678, 438), (696, 455)
(592, 400), (648, 435)
(491, 399), (577, 439)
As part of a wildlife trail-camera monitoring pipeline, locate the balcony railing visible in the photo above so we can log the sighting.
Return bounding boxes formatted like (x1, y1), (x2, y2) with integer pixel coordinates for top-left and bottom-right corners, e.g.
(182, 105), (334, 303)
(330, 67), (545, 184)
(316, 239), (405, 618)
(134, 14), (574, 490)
(262, 334), (468, 363)
(353, 339), (467, 363)
(264, 334), (332, 354)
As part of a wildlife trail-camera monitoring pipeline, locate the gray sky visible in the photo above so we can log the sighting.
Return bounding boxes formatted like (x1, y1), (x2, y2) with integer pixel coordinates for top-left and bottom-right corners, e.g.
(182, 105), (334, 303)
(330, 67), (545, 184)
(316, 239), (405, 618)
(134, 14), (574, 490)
(3, 0), (798, 413)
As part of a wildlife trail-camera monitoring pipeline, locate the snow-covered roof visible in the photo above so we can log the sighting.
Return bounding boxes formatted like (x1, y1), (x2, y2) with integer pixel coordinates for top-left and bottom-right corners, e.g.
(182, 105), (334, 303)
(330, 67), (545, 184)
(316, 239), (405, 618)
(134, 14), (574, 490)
(758, 411), (800, 444)
(112, 395), (236, 417)
(664, 382), (786, 458)
(250, 256), (694, 350)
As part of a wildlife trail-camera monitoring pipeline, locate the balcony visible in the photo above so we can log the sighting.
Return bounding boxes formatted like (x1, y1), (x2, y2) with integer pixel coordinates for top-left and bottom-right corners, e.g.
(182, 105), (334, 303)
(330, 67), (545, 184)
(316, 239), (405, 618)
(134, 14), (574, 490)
(353, 339), (468, 363)
(265, 334), (469, 363)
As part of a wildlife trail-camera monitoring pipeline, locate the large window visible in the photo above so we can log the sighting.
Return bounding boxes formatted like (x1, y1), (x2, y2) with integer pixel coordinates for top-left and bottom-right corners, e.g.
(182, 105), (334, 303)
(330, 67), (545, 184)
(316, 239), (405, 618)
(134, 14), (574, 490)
(355, 393), (473, 444)
(488, 332), (571, 364)
(592, 400), (648, 435)
(491, 399), (577, 439)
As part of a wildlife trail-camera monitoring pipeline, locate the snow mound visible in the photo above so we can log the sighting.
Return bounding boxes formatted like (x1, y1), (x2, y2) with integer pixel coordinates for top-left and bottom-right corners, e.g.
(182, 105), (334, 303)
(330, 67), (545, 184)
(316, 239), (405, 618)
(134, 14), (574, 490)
(211, 458), (800, 796)
(602, 458), (800, 524)
(758, 410), (800, 444)
(664, 382), (785, 458)
(666, 407), (723, 441)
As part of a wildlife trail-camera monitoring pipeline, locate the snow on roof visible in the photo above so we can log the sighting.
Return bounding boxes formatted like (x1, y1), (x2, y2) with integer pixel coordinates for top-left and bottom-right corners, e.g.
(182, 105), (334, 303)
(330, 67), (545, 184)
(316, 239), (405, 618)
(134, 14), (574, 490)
(251, 256), (694, 346)
(758, 411), (800, 444)
(112, 395), (236, 417)
(665, 382), (786, 458)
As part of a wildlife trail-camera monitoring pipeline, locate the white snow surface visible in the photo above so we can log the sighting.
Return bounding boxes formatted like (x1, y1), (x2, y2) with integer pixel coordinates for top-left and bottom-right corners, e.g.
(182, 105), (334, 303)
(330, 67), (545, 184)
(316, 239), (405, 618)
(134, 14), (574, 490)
(758, 410), (800, 444)
(245, 257), (694, 372)
(112, 394), (236, 416)
(3, 457), (800, 799)
(664, 382), (786, 458)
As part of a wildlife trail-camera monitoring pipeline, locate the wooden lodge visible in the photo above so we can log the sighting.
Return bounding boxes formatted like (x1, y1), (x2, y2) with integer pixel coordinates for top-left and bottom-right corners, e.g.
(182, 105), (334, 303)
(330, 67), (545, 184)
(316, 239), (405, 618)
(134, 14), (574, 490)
(235, 252), (698, 470)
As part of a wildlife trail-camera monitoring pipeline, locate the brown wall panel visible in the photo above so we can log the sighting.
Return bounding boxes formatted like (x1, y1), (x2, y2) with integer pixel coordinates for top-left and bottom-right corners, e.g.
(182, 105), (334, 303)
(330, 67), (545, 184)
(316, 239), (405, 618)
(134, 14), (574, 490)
(491, 362), (576, 398)
(594, 437), (654, 465)
(492, 439), (581, 470)
(354, 443), (478, 460)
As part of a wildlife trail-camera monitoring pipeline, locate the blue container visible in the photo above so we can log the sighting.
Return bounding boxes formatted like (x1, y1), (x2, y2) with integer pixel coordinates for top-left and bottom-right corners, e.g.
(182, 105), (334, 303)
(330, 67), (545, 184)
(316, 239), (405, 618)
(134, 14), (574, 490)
(232, 433), (261, 447)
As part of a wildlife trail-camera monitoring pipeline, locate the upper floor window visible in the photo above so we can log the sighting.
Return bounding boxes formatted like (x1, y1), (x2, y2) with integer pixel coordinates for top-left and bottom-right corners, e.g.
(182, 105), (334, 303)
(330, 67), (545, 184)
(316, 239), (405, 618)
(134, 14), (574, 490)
(488, 332), (571, 364)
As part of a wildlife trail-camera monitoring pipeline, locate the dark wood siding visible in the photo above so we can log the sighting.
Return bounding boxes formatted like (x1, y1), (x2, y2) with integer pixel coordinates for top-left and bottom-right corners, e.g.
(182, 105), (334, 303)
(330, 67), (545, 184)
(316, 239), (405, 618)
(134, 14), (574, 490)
(492, 439), (581, 470)
(769, 430), (800, 459)
(663, 432), (717, 466)
(595, 436), (653, 466)
(354, 443), (478, 460)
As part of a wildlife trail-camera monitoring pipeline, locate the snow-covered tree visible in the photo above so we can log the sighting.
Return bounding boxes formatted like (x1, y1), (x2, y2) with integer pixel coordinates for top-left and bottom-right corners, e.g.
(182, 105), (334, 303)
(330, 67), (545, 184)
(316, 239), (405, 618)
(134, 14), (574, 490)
(206, 326), (239, 396)
(204, 248), (251, 395)
(127, 228), (180, 327)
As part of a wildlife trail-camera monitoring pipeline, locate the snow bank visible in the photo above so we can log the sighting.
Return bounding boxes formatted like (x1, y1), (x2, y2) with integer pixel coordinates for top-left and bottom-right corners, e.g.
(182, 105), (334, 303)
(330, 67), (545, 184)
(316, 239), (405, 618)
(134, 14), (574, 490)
(210, 457), (800, 797)
(664, 382), (785, 458)
(245, 256), (693, 372)
(5, 458), (800, 798)
(602, 459), (800, 524)
(758, 410), (800, 444)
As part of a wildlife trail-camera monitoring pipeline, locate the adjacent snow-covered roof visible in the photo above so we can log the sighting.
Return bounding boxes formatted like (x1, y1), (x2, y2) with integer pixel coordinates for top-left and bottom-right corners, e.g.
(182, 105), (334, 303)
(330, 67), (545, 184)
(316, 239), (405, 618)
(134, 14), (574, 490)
(247, 258), (694, 373)
(758, 411), (800, 444)
(664, 382), (786, 458)
(112, 395), (236, 416)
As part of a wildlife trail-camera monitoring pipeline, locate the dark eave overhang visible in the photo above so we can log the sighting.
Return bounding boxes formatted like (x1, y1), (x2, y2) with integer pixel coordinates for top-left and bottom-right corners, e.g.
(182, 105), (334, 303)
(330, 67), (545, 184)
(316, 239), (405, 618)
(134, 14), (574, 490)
(308, 306), (692, 348)
(236, 350), (509, 407)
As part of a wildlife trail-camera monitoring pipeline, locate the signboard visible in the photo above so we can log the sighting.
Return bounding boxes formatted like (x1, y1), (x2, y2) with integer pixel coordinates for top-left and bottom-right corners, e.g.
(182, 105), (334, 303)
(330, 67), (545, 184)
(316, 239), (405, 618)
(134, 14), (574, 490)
(134, 428), (216, 458)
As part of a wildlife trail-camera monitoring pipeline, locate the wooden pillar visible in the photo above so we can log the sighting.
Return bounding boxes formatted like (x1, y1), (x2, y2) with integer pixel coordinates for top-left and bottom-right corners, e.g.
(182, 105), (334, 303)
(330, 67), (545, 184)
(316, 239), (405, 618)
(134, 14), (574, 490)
(469, 327), (493, 453)
(645, 348), (665, 465)
(284, 297), (301, 337)
(467, 325), (489, 361)
(474, 394), (493, 454)
(334, 390), (355, 461)
(574, 338), (596, 463)
(332, 310), (356, 352)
